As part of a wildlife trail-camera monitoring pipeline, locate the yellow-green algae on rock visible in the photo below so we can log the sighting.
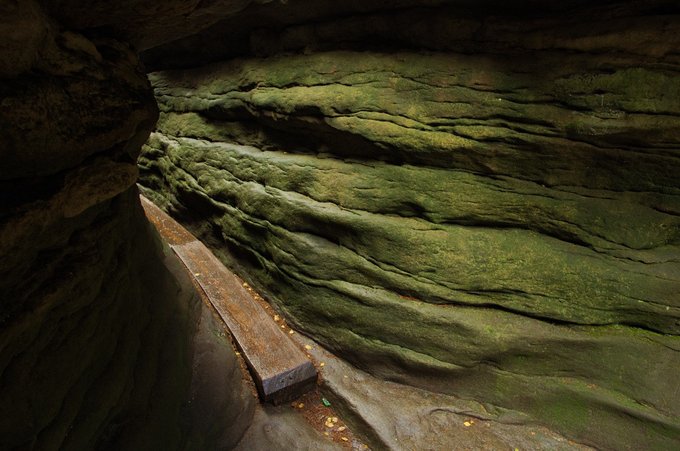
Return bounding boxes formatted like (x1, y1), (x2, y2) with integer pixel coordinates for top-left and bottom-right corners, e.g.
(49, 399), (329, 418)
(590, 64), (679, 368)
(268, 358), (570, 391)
(140, 17), (680, 451)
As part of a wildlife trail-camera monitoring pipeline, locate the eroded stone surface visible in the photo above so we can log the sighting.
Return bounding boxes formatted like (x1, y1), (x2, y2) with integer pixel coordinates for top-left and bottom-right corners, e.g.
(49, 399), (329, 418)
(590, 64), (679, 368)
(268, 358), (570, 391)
(0, 189), (256, 450)
(141, 0), (680, 71)
(2, 0), (679, 448)
(234, 405), (344, 450)
(293, 332), (593, 451)
(139, 5), (680, 448)
(44, 0), (277, 51)
(0, 1), (260, 449)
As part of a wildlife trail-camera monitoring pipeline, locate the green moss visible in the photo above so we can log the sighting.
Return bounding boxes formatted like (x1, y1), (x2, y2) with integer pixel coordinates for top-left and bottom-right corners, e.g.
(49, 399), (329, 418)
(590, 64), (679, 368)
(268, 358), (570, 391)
(141, 48), (680, 450)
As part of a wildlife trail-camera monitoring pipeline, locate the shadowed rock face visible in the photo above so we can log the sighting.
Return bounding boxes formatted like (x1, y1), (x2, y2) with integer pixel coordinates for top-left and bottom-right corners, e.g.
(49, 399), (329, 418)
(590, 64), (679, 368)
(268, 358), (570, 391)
(41, 0), (274, 51)
(1, 189), (254, 450)
(138, 1), (680, 448)
(0, 1), (255, 449)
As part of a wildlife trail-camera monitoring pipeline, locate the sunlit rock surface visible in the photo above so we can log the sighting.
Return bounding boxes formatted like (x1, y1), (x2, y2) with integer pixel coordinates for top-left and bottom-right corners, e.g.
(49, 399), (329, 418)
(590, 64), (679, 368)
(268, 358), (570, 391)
(139, 1), (680, 448)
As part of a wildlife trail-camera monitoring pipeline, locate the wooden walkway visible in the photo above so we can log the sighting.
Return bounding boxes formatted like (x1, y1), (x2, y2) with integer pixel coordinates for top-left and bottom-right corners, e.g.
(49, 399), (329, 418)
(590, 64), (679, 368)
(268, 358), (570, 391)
(140, 195), (317, 404)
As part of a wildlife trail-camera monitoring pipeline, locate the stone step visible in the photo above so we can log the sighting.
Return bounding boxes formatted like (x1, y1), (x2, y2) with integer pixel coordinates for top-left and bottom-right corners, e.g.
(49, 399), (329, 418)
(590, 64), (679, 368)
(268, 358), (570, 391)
(140, 195), (317, 404)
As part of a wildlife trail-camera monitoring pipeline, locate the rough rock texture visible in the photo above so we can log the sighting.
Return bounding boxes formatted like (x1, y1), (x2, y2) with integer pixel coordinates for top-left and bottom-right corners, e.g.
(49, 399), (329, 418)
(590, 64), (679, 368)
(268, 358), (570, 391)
(42, 0), (279, 52)
(1, 1), (258, 449)
(139, 2), (680, 449)
(142, 0), (680, 71)
(234, 405), (343, 450)
(294, 331), (592, 451)
(1, 188), (256, 450)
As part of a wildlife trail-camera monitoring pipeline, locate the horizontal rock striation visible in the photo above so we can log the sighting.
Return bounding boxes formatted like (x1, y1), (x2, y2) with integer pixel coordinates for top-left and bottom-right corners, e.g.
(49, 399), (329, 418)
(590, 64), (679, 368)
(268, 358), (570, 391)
(141, 0), (680, 71)
(139, 2), (680, 449)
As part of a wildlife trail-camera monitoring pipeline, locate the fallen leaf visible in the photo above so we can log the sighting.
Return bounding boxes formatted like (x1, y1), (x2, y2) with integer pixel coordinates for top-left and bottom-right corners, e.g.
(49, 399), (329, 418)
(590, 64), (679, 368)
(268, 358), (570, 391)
(341, 437), (349, 442)
(304, 345), (312, 350)
(289, 330), (295, 335)
(274, 315), (280, 321)
(463, 421), (471, 427)
(297, 403), (304, 409)
(337, 426), (346, 432)
(319, 362), (325, 367)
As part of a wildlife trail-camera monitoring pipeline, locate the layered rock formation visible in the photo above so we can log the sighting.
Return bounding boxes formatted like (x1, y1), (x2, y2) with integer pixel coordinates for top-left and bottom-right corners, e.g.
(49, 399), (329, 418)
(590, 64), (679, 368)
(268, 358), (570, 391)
(3, 0), (679, 449)
(139, 1), (680, 449)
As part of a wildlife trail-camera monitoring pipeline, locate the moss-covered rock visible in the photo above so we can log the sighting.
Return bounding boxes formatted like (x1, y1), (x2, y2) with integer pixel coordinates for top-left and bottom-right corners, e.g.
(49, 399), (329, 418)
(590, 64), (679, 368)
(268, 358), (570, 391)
(140, 38), (680, 449)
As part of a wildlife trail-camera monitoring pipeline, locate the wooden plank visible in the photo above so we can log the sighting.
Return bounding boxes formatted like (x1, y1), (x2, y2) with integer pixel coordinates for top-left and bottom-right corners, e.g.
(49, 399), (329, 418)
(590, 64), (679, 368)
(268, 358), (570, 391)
(172, 240), (317, 403)
(140, 195), (195, 246)
(140, 195), (317, 403)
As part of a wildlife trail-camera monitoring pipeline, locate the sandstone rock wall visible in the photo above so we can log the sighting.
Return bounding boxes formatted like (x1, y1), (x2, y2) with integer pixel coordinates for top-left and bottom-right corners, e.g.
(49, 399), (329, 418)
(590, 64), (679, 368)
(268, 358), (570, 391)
(1, 1), (255, 449)
(139, 1), (680, 449)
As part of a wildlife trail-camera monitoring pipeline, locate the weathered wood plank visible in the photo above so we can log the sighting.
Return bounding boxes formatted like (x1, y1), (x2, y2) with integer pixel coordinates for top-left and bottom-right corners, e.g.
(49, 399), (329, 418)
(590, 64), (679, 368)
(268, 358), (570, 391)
(140, 195), (195, 246)
(140, 194), (317, 403)
(172, 240), (317, 403)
